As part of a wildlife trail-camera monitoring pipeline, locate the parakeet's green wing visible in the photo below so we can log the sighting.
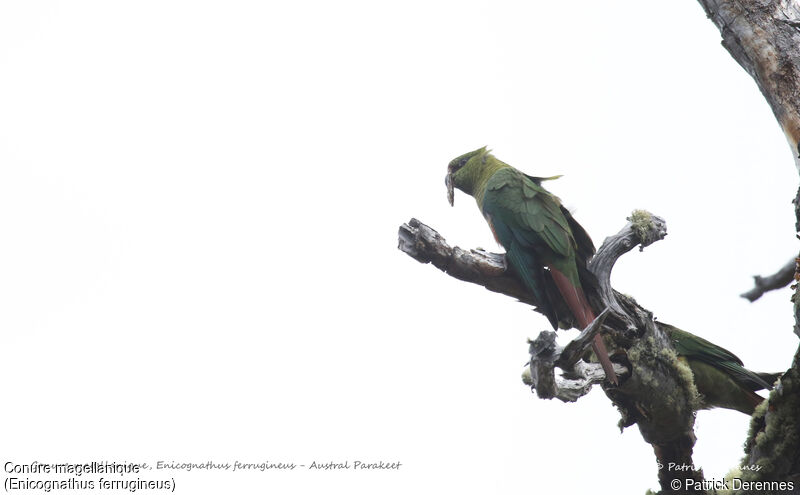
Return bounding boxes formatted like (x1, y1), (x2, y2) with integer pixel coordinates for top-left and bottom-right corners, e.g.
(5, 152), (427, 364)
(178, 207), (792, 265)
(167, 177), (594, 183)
(664, 324), (774, 391)
(480, 168), (581, 328)
(561, 204), (597, 290)
(482, 168), (574, 256)
(520, 172), (594, 262)
(521, 172), (597, 290)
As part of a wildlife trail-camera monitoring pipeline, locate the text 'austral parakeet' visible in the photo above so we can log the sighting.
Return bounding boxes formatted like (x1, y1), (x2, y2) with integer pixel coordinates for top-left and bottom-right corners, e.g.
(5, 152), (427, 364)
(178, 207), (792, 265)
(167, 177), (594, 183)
(661, 323), (780, 415)
(445, 146), (618, 385)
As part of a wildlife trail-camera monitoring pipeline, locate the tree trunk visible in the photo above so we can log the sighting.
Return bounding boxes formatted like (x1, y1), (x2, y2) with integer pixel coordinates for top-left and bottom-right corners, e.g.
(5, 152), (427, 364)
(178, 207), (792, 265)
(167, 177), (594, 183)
(698, 0), (800, 491)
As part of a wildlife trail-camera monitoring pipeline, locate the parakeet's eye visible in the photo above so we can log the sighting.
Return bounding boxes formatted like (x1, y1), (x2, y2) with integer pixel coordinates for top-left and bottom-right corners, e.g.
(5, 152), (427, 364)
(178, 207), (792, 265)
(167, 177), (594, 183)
(448, 154), (472, 173)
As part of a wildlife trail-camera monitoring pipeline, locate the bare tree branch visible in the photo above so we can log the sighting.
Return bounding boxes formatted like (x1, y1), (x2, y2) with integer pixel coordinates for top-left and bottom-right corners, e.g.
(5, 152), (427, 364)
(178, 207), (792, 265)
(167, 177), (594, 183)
(522, 308), (631, 402)
(740, 258), (797, 302)
(558, 308), (613, 370)
(398, 218), (534, 306)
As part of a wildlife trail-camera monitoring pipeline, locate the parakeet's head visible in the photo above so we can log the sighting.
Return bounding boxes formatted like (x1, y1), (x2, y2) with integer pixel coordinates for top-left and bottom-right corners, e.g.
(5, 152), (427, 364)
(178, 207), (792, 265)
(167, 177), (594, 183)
(445, 146), (490, 205)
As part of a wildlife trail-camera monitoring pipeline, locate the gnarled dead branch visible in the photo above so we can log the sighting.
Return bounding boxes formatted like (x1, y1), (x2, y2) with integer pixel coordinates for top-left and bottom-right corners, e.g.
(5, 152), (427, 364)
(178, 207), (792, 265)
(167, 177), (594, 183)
(399, 211), (705, 492)
(740, 258), (796, 302)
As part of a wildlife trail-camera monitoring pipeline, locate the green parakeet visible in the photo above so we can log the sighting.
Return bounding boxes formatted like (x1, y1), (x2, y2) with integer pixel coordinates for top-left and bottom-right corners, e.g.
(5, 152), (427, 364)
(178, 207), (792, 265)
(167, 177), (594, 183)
(661, 323), (780, 414)
(445, 146), (618, 385)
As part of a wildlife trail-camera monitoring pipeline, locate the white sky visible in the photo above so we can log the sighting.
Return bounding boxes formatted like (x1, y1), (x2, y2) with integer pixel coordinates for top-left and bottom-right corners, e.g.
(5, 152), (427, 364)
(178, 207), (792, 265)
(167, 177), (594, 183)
(1, 1), (798, 493)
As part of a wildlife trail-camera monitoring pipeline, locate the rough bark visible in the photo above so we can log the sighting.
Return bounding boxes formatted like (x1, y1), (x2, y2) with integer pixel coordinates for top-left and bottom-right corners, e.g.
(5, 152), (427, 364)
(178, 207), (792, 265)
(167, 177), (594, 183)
(736, 345), (800, 494)
(697, 0), (800, 169)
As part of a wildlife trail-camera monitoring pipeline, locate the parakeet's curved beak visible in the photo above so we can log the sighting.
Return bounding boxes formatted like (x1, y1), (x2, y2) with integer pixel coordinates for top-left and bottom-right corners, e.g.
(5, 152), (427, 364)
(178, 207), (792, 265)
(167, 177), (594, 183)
(445, 172), (454, 206)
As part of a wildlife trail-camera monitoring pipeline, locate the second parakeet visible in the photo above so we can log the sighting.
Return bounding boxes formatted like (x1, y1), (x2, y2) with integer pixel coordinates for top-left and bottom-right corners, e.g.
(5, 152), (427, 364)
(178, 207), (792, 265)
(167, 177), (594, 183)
(661, 323), (780, 414)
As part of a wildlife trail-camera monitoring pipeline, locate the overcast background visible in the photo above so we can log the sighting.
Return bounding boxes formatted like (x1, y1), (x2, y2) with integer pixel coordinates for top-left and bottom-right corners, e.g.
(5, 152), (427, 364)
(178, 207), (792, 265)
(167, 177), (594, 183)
(1, 1), (798, 493)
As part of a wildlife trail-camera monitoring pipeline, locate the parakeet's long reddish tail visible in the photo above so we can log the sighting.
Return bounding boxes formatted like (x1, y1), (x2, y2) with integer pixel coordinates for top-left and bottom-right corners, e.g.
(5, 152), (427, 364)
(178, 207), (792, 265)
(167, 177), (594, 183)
(549, 268), (619, 386)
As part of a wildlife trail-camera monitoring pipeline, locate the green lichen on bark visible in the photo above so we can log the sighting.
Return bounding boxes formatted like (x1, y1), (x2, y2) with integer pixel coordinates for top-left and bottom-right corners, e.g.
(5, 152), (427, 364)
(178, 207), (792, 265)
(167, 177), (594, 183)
(735, 348), (800, 491)
(628, 209), (655, 245)
(660, 346), (701, 411)
(625, 332), (700, 415)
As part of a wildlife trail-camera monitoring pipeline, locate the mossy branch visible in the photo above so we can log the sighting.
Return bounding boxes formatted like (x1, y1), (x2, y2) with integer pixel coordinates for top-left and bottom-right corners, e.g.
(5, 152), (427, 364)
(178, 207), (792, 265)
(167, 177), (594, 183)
(398, 211), (704, 493)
